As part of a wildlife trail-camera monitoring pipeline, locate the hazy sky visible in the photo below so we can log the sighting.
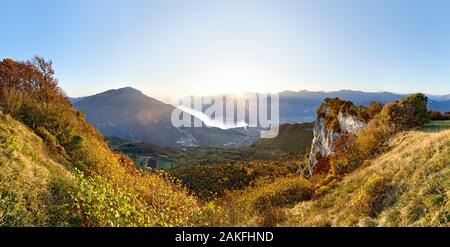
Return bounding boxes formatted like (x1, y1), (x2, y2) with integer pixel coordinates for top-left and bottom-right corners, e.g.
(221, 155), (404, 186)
(1, 0), (450, 101)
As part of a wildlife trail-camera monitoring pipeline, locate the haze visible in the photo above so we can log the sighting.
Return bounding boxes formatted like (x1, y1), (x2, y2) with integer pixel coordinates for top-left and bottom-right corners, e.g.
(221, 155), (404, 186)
(1, 0), (450, 102)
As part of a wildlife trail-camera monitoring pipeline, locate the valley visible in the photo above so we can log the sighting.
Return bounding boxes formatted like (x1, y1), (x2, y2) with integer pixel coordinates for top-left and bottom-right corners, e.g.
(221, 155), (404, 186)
(72, 87), (260, 147)
(72, 87), (450, 148)
(0, 57), (449, 227)
(106, 122), (314, 168)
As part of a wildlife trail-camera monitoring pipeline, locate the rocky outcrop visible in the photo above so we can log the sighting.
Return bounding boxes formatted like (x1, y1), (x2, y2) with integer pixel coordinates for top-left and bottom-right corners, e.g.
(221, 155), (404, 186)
(337, 112), (367, 134)
(308, 104), (367, 174)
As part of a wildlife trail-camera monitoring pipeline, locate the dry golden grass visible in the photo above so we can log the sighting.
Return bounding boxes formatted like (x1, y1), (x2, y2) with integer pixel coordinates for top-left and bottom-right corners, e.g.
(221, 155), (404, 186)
(285, 129), (450, 227)
(0, 113), (76, 226)
(0, 112), (224, 226)
(219, 175), (314, 226)
(2, 103), (449, 227)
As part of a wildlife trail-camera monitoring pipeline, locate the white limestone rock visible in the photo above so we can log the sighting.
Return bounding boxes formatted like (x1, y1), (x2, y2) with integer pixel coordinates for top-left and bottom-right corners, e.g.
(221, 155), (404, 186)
(308, 108), (367, 174)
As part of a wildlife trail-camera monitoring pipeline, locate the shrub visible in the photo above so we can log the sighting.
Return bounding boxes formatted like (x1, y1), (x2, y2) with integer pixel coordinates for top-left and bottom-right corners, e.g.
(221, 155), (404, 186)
(334, 133), (355, 156)
(35, 127), (68, 158)
(243, 176), (314, 213)
(356, 107), (371, 121)
(71, 172), (153, 227)
(170, 164), (253, 200)
(379, 102), (407, 132)
(351, 175), (391, 217)
(354, 118), (391, 158)
(368, 102), (383, 118)
(0, 88), (23, 117)
(399, 93), (429, 125)
(71, 171), (224, 227)
(430, 111), (449, 121)
(378, 93), (429, 132)
(331, 120), (388, 176)
(312, 157), (331, 177)
(256, 208), (287, 227)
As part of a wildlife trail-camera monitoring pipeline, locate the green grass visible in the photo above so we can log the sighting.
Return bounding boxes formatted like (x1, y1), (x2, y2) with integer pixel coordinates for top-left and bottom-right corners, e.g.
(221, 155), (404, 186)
(421, 121), (450, 132)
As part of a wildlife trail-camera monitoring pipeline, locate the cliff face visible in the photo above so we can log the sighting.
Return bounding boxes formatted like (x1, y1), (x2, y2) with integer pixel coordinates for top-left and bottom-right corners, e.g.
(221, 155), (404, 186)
(308, 109), (367, 173)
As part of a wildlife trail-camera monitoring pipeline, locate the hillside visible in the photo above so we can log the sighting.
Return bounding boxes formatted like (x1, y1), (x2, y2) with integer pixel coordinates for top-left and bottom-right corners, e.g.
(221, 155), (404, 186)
(244, 123), (314, 159)
(0, 57), (223, 227)
(0, 113), (76, 226)
(0, 109), (225, 227)
(286, 129), (450, 227)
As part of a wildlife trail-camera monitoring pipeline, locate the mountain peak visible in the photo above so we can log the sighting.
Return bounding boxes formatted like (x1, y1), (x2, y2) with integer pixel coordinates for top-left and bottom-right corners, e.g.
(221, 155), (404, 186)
(74, 86), (167, 108)
(104, 86), (143, 95)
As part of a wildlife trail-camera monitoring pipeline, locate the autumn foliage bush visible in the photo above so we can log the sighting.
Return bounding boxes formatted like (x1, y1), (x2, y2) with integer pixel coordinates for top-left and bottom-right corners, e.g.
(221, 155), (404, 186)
(312, 157), (331, 177)
(238, 176), (314, 214)
(368, 102), (383, 118)
(351, 175), (391, 217)
(216, 175), (314, 225)
(430, 111), (449, 121)
(330, 118), (391, 176)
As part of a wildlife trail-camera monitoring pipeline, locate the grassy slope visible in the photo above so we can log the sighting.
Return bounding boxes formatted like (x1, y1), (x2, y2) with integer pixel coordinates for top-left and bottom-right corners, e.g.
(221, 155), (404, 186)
(4, 104), (448, 227)
(0, 113), (76, 226)
(286, 129), (450, 227)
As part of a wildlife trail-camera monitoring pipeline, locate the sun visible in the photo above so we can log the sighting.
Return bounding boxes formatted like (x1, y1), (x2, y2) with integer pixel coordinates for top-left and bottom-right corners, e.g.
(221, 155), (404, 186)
(200, 65), (265, 96)
(209, 81), (248, 96)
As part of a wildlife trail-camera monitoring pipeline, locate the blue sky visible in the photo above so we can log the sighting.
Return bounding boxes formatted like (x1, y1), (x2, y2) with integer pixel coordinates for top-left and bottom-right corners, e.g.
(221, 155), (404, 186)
(1, 0), (450, 101)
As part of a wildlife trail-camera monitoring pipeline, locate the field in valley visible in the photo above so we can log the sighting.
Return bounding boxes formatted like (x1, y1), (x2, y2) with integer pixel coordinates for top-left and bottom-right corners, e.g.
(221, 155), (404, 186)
(421, 121), (450, 132)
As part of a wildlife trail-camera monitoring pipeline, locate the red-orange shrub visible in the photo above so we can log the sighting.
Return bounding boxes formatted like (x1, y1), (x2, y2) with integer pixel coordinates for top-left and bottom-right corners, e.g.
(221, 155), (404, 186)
(312, 157), (331, 177)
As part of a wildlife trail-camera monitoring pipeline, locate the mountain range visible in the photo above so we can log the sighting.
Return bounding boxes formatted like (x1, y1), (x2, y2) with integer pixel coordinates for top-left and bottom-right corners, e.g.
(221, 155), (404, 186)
(72, 87), (259, 147)
(72, 87), (450, 147)
(278, 90), (450, 123)
(180, 90), (450, 123)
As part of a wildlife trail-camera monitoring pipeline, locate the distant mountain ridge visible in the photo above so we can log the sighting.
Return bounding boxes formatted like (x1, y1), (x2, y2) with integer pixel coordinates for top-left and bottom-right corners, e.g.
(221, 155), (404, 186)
(428, 94), (450, 101)
(73, 87), (259, 147)
(278, 90), (404, 123)
(73, 87), (450, 147)
(68, 96), (85, 104)
(181, 89), (450, 124)
(277, 89), (450, 123)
